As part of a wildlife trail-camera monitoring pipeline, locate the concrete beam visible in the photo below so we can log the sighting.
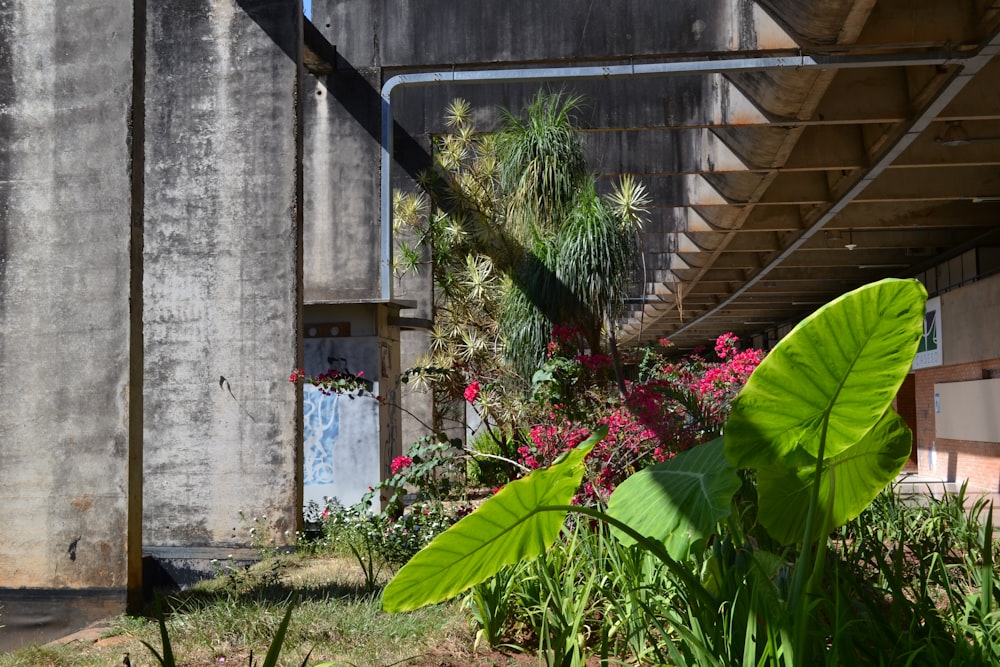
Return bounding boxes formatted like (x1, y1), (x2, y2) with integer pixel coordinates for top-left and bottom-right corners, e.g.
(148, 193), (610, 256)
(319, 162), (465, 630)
(860, 0), (992, 45)
(587, 128), (748, 176)
(859, 164), (1000, 201)
(373, 0), (794, 67)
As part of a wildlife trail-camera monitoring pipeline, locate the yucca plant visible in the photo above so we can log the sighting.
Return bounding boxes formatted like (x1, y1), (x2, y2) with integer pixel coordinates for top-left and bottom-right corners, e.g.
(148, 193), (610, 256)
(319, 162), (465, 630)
(395, 90), (647, 396)
(494, 93), (642, 370)
(495, 91), (588, 244)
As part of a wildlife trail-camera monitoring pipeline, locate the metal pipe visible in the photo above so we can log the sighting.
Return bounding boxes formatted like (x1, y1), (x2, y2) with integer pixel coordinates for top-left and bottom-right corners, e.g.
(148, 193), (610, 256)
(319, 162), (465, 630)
(378, 49), (966, 302)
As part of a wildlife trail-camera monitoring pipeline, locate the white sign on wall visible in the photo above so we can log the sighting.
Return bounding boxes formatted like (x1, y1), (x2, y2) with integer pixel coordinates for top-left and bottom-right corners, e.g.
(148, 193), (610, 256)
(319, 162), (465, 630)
(912, 295), (942, 369)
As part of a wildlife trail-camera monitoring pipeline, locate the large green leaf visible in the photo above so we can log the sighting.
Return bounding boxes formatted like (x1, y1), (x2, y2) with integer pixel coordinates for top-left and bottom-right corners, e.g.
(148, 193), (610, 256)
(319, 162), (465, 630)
(756, 408), (912, 544)
(725, 278), (925, 470)
(382, 427), (605, 613)
(607, 438), (740, 560)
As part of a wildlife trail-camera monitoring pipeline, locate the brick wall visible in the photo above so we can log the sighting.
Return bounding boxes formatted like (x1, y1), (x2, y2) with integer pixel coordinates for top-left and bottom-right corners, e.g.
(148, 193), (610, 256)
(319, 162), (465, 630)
(912, 358), (1000, 496)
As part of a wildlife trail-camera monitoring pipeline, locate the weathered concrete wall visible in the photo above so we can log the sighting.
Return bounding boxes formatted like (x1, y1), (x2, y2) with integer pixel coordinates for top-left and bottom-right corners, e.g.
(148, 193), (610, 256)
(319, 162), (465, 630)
(0, 0), (141, 646)
(142, 0), (302, 565)
(302, 68), (381, 302)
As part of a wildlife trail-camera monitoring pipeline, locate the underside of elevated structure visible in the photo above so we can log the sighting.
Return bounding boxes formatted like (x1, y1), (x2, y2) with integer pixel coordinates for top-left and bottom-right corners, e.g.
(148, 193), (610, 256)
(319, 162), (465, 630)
(612, 0), (1000, 349)
(316, 0), (1000, 351)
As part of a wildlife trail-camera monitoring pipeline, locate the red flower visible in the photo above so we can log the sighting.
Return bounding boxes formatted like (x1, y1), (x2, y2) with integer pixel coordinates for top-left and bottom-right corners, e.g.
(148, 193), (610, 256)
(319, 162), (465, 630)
(391, 455), (413, 475)
(289, 368), (305, 383)
(464, 381), (481, 404)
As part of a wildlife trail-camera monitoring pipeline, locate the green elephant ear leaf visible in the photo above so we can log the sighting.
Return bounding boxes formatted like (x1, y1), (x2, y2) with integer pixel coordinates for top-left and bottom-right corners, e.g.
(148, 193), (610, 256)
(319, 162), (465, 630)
(725, 278), (926, 470)
(756, 408), (912, 544)
(607, 438), (740, 560)
(382, 426), (606, 613)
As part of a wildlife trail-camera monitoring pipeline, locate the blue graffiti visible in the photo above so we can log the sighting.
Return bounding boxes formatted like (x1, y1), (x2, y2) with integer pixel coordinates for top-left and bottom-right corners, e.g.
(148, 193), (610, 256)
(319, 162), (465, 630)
(303, 387), (339, 485)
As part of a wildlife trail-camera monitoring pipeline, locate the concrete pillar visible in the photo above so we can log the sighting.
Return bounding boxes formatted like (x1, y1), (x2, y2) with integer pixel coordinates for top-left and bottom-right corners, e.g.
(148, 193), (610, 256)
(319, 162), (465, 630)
(0, 0), (143, 648)
(141, 0), (302, 584)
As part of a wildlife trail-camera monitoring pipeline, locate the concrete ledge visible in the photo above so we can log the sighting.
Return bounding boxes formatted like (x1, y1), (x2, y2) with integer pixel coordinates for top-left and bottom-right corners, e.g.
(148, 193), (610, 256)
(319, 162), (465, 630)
(0, 588), (126, 652)
(895, 474), (960, 499)
(142, 547), (266, 591)
(893, 474), (1000, 522)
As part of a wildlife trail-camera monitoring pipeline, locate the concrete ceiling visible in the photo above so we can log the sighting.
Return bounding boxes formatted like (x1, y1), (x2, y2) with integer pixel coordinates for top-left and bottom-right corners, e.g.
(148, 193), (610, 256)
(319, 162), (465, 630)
(326, 0), (1000, 351)
(600, 0), (1000, 348)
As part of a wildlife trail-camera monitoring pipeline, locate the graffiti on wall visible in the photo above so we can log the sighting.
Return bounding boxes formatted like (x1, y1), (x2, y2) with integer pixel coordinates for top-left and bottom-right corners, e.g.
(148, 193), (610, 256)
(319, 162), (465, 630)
(913, 295), (942, 370)
(303, 386), (339, 486)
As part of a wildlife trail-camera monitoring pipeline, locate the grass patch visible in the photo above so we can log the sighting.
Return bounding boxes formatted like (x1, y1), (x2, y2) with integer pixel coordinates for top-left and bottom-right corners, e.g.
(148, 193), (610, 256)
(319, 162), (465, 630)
(0, 555), (472, 667)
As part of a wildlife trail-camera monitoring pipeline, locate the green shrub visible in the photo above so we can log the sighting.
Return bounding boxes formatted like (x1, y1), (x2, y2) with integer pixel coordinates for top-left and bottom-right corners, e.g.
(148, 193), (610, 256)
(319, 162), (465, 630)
(465, 430), (518, 489)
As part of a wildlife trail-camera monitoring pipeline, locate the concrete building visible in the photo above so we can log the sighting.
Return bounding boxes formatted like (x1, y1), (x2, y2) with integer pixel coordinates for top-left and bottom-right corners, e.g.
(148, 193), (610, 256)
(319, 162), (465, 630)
(2, 0), (1000, 648)
(0, 0), (304, 647)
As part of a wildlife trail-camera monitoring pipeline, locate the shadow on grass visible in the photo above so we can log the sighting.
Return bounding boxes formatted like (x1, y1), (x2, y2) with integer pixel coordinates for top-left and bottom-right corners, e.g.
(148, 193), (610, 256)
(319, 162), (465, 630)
(143, 556), (387, 619)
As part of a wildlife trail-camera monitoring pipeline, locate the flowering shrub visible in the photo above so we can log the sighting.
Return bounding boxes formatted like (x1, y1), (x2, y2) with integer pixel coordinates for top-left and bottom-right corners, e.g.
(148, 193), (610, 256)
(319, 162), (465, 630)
(320, 499), (469, 570)
(367, 436), (465, 517)
(289, 367), (377, 399)
(515, 331), (764, 504)
(649, 334), (764, 434)
(531, 324), (616, 422)
(308, 497), (472, 591)
(518, 403), (674, 504)
(575, 353), (613, 372)
(390, 455), (413, 475)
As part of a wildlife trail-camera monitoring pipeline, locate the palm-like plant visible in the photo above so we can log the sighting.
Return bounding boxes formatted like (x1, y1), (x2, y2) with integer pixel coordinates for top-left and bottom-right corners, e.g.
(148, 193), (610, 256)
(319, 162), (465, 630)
(395, 91), (646, 413)
(495, 92), (588, 243)
(495, 92), (644, 372)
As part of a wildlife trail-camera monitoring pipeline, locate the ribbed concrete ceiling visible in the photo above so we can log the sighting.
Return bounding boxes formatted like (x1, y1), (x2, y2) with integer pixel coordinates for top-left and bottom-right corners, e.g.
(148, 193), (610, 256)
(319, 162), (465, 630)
(611, 0), (1000, 348)
(331, 0), (1000, 351)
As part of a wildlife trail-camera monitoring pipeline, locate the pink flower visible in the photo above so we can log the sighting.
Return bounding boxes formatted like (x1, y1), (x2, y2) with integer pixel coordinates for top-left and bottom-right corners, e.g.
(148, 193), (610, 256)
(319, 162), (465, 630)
(391, 455), (413, 475)
(715, 332), (739, 359)
(464, 381), (481, 404)
(288, 368), (305, 383)
(574, 353), (613, 371)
